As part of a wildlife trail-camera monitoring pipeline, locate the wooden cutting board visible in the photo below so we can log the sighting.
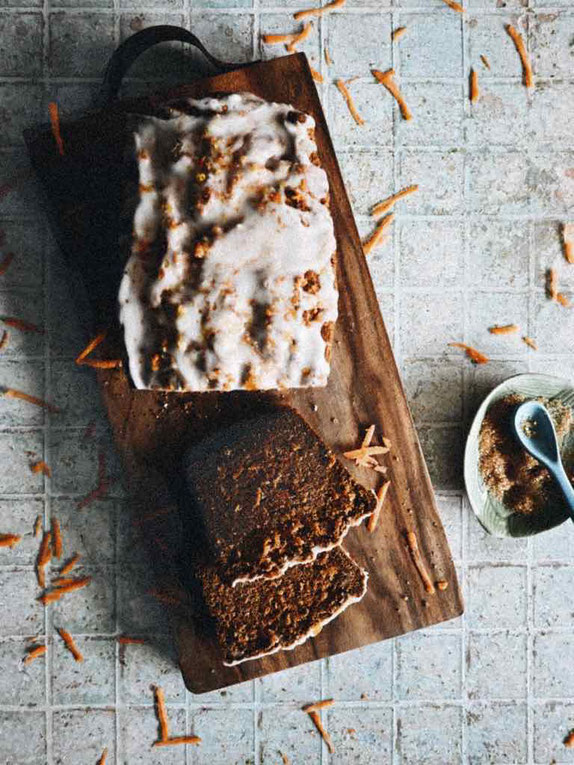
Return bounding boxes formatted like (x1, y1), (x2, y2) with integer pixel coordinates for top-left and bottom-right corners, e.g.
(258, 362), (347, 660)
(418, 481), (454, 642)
(25, 52), (463, 693)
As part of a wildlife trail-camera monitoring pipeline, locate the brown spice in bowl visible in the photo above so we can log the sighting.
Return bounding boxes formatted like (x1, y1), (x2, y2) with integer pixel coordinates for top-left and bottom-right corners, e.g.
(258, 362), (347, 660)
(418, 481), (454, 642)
(479, 394), (573, 515)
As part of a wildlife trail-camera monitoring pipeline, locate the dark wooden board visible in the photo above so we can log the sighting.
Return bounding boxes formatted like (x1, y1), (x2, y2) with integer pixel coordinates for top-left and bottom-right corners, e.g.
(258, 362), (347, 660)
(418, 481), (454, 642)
(25, 52), (463, 693)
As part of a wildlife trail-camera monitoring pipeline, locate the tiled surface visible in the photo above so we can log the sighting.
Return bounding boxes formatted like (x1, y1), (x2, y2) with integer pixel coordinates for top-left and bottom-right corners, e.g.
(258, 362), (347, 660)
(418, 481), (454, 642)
(0, 0), (573, 763)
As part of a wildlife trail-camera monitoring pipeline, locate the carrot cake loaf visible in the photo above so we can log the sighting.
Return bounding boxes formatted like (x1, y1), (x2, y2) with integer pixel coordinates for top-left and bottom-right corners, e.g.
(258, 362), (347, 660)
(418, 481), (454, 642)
(184, 407), (374, 585)
(119, 92), (338, 392)
(198, 546), (368, 665)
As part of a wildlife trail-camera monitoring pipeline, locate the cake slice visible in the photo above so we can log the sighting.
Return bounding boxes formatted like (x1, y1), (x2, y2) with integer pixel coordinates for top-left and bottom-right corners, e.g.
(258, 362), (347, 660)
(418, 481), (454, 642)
(184, 407), (374, 585)
(198, 546), (368, 665)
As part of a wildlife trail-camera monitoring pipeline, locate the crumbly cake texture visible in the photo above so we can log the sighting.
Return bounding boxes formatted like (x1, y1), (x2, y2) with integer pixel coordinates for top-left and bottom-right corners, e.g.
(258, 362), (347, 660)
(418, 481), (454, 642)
(479, 393), (573, 515)
(119, 92), (338, 392)
(184, 407), (375, 585)
(198, 546), (368, 665)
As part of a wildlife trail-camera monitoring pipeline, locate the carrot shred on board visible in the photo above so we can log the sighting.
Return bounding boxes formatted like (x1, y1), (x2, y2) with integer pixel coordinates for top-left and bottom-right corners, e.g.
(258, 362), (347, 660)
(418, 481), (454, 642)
(506, 25), (533, 88)
(406, 531), (436, 594)
(470, 68), (479, 103)
(547, 267), (558, 300)
(0, 330), (8, 352)
(57, 627), (83, 662)
(75, 331), (122, 369)
(96, 748), (108, 765)
(367, 480), (391, 534)
(562, 223), (574, 264)
(310, 66), (324, 83)
(441, 0), (464, 12)
(392, 26), (407, 42)
(59, 552), (80, 576)
(488, 324), (519, 335)
(343, 445), (389, 461)
(0, 533), (22, 548)
(36, 530), (52, 588)
(448, 342), (489, 365)
(30, 460), (51, 477)
(287, 22), (312, 53)
(371, 185), (418, 217)
(153, 685), (170, 742)
(308, 710), (335, 754)
(335, 79), (365, 126)
(361, 425), (376, 449)
(153, 737), (202, 747)
(436, 580), (449, 591)
(362, 213), (395, 255)
(294, 0), (346, 21)
(302, 699), (335, 713)
(38, 576), (92, 604)
(48, 102), (65, 156)
(1, 316), (44, 333)
(372, 68), (412, 121)
(33, 515), (42, 538)
(522, 335), (538, 350)
(3, 388), (61, 413)
(51, 517), (63, 559)
(480, 54), (491, 70)
(324, 47), (333, 65)
(23, 644), (46, 665)
(117, 636), (146, 645)
(0, 251), (14, 277)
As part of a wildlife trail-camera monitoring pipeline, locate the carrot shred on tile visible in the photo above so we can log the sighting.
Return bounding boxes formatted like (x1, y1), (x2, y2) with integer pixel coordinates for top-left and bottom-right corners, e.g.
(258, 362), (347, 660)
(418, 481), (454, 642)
(153, 737), (202, 747)
(488, 324), (519, 335)
(51, 517), (63, 559)
(36, 530), (52, 588)
(441, 0), (464, 12)
(310, 66), (324, 83)
(546, 267), (558, 300)
(562, 223), (574, 264)
(33, 515), (42, 538)
(0, 330), (8, 352)
(3, 388), (61, 413)
(522, 336), (538, 350)
(38, 576), (92, 604)
(564, 730), (574, 748)
(96, 748), (108, 765)
(480, 54), (491, 70)
(75, 330), (122, 369)
(59, 552), (80, 576)
(367, 480), (391, 533)
(287, 22), (312, 53)
(556, 292), (572, 308)
(23, 644), (46, 665)
(448, 342), (489, 365)
(506, 25), (533, 88)
(335, 79), (364, 126)
(281, 754), (292, 765)
(30, 460), (52, 477)
(324, 47), (333, 65)
(362, 213), (395, 255)
(117, 636), (146, 645)
(57, 627), (83, 662)
(262, 31), (298, 45)
(0, 251), (14, 277)
(392, 26), (407, 42)
(372, 68), (412, 121)
(470, 68), (479, 103)
(1, 316), (44, 333)
(406, 530), (436, 594)
(294, 0), (346, 21)
(49, 102), (65, 156)
(0, 533), (22, 548)
(308, 710), (335, 754)
(302, 698), (335, 713)
(371, 185), (418, 217)
(153, 685), (170, 742)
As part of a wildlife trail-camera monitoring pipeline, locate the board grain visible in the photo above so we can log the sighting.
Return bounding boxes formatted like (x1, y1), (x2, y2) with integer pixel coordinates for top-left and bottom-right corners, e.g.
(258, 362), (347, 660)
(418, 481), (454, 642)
(25, 52), (463, 693)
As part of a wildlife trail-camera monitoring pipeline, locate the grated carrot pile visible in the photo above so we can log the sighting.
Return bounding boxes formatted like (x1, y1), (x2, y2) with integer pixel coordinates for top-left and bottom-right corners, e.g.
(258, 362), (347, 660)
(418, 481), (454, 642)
(372, 68), (412, 121)
(1, 316), (44, 333)
(302, 699), (335, 713)
(488, 324), (519, 335)
(0, 533), (22, 548)
(522, 336), (538, 350)
(38, 576), (91, 604)
(23, 644), (46, 665)
(0, 251), (14, 276)
(294, 0), (346, 21)
(59, 552), (80, 576)
(371, 185), (418, 217)
(117, 636), (146, 645)
(75, 331), (122, 370)
(324, 47), (333, 65)
(310, 66), (324, 83)
(308, 710), (335, 754)
(506, 25), (533, 88)
(406, 530), (436, 594)
(57, 627), (83, 662)
(33, 515), (42, 538)
(96, 748), (108, 765)
(470, 68), (479, 103)
(335, 79), (364, 126)
(367, 480), (391, 534)
(392, 26), (407, 42)
(3, 388), (61, 413)
(48, 102), (65, 156)
(362, 213), (395, 255)
(448, 342), (489, 364)
(480, 54), (491, 70)
(153, 737), (202, 747)
(0, 330), (8, 352)
(562, 223), (574, 264)
(441, 0), (464, 12)
(36, 530), (52, 588)
(30, 460), (52, 477)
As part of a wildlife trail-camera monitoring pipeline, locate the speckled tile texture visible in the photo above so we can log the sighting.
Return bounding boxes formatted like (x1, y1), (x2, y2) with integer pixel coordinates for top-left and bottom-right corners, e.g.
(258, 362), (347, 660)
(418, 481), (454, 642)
(0, 0), (573, 762)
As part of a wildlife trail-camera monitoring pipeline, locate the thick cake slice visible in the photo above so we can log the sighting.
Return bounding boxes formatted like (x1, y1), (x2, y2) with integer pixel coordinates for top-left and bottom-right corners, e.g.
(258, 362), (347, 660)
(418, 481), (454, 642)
(184, 407), (374, 585)
(198, 546), (368, 665)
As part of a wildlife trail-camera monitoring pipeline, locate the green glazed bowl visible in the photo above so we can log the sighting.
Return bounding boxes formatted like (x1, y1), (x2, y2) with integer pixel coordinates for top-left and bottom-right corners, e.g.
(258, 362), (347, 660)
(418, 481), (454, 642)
(464, 373), (574, 537)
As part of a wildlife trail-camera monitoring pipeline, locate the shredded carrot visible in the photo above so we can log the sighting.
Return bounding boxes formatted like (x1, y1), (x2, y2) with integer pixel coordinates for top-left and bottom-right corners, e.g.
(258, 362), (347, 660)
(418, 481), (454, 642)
(564, 730), (574, 748)
(335, 79), (364, 126)
(367, 480), (391, 533)
(441, 0), (464, 12)
(294, 0), (346, 21)
(96, 748), (108, 765)
(556, 292), (572, 308)
(480, 54), (491, 70)
(0, 251), (14, 276)
(75, 331), (122, 369)
(310, 66), (324, 83)
(522, 336), (538, 350)
(361, 425), (375, 449)
(36, 530), (52, 588)
(488, 324), (519, 335)
(0, 330), (8, 352)
(117, 636), (146, 645)
(372, 68), (412, 121)
(52, 576), (80, 588)
(562, 223), (574, 264)
(51, 517), (63, 559)
(308, 710), (334, 754)
(33, 515), (42, 538)
(23, 644), (46, 665)
(153, 737), (202, 747)
(38, 576), (92, 604)
(262, 32), (297, 45)
(59, 552), (80, 576)
(30, 460), (52, 477)
(49, 102), (65, 156)
(436, 580), (449, 591)
(3, 388), (61, 413)
(406, 531), (435, 594)
(262, 24), (312, 51)
(57, 627), (83, 662)
(470, 68), (479, 103)
(371, 185), (418, 217)
(448, 342), (489, 365)
(362, 213), (395, 255)
(281, 754), (292, 765)
(287, 23), (312, 53)
(324, 47), (333, 65)
(506, 25), (533, 88)
(303, 699), (334, 713)
(0, 533), (21, 548)
(153, 685), (170, 742)
(392, 26), (407, 42)
(343, 445), (389, 461)
(547, 267), (558, 300)
(1, 316), (44, 333)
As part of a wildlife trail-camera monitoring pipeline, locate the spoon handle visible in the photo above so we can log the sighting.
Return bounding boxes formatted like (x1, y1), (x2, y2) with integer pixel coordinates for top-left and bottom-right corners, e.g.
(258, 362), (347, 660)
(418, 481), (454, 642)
(552, 461), (574, 522)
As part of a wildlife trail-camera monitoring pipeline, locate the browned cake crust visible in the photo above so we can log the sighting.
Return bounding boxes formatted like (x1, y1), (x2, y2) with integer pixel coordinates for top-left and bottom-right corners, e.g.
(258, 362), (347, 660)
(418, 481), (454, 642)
(198, 546), (368, 665)
(184, 407), (374, 585)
